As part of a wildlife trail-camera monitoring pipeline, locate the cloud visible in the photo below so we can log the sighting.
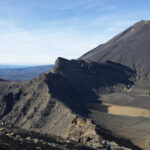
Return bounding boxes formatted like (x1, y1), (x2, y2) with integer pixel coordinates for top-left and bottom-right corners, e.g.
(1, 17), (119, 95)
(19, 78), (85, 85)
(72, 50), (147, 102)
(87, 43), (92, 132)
(0, 14), (140, 64)
(0, 0), (150, 64)
(0, 26), (100, 64)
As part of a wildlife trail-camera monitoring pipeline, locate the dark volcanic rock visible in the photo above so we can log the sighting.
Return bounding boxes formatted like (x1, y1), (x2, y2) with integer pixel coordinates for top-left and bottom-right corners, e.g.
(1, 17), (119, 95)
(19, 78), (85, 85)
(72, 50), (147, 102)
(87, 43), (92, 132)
(79, 20), (150, 150)
(81, 20), (150, 80)
(52, 57), (135, 102)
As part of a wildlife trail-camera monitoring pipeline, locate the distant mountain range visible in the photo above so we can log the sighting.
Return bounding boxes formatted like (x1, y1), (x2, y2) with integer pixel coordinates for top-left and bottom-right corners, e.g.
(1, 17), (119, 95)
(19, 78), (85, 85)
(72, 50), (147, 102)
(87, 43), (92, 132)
(0, 65), (53, 81)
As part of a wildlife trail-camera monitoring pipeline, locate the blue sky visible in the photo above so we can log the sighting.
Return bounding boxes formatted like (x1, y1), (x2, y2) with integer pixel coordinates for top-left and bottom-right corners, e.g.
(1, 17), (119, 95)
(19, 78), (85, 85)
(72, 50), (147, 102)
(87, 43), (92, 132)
(0, 0), (150, 64)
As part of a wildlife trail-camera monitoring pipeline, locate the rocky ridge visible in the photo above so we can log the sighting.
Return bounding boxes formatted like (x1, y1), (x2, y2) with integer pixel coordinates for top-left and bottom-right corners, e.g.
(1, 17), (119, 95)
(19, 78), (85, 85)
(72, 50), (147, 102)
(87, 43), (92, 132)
(0, 58), (136, 149)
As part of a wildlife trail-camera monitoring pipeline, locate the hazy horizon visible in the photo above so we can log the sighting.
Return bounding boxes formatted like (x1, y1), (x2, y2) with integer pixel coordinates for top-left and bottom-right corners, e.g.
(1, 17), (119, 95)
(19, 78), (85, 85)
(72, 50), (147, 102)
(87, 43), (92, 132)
(0, 64), (53, 69)
(0, 63), (52, 66)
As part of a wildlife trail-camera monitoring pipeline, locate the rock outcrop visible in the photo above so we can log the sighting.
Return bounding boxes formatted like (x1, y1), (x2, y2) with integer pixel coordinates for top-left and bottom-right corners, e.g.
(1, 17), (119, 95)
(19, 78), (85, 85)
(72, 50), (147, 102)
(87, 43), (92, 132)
(0, 127), (132, 150)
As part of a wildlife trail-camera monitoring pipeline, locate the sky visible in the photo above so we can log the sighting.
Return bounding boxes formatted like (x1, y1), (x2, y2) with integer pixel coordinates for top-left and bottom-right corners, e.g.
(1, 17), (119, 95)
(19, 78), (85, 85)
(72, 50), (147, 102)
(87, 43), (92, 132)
(0, 0), (150, 65)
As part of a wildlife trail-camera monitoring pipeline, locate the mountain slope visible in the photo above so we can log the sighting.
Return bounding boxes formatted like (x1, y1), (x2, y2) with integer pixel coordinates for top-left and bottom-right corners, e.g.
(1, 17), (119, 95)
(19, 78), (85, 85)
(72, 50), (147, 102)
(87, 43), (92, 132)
(0, 58), (136, 149)
(81, 20), (150, 80)
(80, 20), (150, 149)
(0, 58), (135, 128)
(1, 20), (150, 149)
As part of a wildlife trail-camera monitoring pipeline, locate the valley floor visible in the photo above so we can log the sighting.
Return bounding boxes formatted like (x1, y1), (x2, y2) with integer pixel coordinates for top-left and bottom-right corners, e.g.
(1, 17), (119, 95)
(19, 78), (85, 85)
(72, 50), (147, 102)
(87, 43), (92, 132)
(88, 93), (150, 150)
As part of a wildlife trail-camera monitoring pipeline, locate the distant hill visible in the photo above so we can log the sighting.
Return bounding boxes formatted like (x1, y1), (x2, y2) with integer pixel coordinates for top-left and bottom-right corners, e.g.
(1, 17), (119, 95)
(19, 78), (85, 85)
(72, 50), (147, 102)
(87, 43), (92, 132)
(0, 65), (53, 81)
(0, 78), (10, 82)
(0, 65), (38, 68)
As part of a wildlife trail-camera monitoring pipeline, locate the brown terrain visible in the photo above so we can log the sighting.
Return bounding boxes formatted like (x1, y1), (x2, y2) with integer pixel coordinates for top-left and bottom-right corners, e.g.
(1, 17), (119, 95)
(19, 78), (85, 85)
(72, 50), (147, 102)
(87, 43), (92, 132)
(0, 20), (150, 150)
(0, 58), (137, 150)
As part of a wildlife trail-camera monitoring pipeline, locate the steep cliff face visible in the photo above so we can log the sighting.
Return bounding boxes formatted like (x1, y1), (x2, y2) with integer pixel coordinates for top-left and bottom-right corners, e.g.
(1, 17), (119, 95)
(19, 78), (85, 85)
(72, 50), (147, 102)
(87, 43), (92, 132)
(52, 58), (135, 101)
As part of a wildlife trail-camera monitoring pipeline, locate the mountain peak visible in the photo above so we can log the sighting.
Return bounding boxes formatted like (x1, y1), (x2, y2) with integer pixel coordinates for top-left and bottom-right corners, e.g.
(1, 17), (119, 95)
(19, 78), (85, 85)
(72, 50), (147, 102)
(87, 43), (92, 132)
(132, 20), (150, 31)
(80, 20), (150, 81)
(138, 20), (150, 24)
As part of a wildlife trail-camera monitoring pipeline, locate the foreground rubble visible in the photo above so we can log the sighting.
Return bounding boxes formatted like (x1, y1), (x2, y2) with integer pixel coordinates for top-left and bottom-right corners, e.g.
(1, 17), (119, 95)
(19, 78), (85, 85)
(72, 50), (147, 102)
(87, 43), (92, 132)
(0, 127), (131, 150)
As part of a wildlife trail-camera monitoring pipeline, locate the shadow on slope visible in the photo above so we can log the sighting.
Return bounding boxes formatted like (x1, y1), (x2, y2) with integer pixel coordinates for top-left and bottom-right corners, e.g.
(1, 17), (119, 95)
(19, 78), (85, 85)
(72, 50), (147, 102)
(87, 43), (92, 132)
(0, 57), (136, 121)
(50, 57), (135, 103)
